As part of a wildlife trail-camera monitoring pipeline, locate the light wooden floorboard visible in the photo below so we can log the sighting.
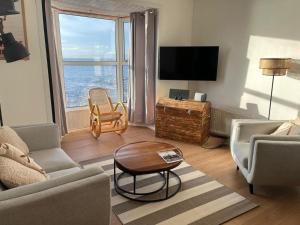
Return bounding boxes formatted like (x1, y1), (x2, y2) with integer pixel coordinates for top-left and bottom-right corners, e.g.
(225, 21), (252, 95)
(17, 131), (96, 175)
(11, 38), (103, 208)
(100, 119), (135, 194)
(62, 126), (300, 225)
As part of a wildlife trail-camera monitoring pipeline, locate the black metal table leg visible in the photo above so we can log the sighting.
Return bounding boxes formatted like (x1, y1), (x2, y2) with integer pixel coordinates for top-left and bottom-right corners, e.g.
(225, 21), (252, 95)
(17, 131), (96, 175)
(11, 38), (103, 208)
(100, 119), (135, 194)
(113, 160), (116, 182)
(133, 175), (136, 194)
(114, 169), (181, 202)
(166, 170), (169, 199)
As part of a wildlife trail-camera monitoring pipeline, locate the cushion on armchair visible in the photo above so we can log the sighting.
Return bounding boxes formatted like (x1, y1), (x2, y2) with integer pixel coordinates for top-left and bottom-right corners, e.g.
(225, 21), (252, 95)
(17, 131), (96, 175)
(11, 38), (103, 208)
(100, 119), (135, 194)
(233, 142), (250, 169)
(0, 143), (48, 188)
(271, 118), (300, 136)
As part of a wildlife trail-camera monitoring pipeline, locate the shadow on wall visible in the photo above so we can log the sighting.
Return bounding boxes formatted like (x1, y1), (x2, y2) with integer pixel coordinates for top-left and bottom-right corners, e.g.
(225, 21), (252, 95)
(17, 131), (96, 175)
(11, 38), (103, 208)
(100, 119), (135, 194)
(288, 59), (300, 80)
(210, 102), (264, 136)
(244, 88), (300, 116)
(214, 102), (264, 119)
(189, 0), (254, 111)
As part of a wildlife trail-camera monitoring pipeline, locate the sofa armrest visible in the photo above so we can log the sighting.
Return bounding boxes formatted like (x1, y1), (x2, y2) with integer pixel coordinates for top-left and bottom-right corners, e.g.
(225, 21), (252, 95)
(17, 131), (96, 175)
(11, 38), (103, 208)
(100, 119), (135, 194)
(230, 119), (284, 144)
(248, 139), (300, 185)
(12, 123), (60, 151)
(0, 167), (111, 225)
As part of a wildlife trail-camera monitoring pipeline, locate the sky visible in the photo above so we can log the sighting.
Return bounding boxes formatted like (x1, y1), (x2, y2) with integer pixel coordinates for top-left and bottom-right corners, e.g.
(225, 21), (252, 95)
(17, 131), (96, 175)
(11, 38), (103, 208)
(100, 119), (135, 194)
(59, 14), (129, 61)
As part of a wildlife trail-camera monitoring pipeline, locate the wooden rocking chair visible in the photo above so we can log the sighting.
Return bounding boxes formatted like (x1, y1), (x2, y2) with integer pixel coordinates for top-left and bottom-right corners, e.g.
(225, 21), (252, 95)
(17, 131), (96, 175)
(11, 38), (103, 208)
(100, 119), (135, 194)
(88, 88), (128, 138)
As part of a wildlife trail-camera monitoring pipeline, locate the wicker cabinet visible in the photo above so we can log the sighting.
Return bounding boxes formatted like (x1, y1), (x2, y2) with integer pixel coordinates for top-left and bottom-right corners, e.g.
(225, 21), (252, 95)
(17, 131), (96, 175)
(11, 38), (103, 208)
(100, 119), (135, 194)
(155, 98), (211, 144)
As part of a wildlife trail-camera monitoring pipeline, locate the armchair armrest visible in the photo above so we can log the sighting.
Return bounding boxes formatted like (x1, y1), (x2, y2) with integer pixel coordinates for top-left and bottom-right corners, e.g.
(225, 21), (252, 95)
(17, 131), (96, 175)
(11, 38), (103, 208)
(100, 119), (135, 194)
(231, 119), (284, 143)
(247, 138), (300, 185)
(249, 134), (300, 150)
(0, 167), (111, 225)
(12, 123), (60, 151)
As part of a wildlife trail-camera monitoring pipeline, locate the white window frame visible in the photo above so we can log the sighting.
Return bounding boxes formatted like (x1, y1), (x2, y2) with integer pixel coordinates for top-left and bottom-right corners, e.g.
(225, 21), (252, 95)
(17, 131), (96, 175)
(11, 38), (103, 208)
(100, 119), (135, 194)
(54, 10), (129, 110)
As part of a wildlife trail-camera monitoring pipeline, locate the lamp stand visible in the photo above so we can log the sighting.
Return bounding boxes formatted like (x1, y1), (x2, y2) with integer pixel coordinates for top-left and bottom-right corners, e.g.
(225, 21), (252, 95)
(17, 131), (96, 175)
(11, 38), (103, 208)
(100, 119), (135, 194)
(268, 75), (275, 120)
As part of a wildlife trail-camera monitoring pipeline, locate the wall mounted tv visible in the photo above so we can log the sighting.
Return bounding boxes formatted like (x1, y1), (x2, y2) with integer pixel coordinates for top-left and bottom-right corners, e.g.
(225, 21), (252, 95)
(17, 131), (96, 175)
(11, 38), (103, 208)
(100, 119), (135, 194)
(159, 46), (219, 81)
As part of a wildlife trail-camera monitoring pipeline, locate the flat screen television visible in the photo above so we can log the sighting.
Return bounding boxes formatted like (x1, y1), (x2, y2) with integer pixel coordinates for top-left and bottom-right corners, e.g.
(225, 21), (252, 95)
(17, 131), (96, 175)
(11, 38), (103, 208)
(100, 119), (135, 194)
(159, 46), (219, 81)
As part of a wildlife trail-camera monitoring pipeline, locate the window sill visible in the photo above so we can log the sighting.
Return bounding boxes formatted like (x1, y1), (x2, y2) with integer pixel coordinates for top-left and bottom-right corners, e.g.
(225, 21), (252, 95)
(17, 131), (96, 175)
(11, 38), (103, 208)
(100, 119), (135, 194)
(66, 106), (89, 112)
(65, 102), (128, 113)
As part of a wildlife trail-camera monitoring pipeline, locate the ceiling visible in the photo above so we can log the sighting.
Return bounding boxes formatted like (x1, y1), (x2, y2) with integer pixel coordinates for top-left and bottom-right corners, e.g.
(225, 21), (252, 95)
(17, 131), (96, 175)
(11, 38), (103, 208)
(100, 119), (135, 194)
(52, 0), (159, 16)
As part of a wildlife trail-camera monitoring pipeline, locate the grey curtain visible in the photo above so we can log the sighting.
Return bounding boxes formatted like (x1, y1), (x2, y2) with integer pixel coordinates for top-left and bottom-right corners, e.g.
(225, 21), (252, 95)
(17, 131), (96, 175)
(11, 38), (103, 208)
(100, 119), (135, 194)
(45, 0), (68, 136)
(128, 9), (157, 125)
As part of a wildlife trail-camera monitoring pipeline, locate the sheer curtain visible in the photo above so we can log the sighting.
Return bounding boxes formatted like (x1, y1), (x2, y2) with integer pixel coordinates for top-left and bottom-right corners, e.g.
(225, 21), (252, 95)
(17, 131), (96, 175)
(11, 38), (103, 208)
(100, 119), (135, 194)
(128, 9), (157, 125)
(44, 0), (68, 135)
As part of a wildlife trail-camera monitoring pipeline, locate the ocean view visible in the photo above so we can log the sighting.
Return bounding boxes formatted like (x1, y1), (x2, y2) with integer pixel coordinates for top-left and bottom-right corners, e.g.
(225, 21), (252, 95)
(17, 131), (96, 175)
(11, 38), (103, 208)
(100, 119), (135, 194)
(58, 14), (130, 108)
(64, 64), (128, 108)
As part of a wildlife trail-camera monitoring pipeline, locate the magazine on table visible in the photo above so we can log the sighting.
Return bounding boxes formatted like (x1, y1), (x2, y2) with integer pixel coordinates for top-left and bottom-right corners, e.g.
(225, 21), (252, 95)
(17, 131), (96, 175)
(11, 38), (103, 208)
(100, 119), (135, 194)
(158, 150), (183, 163)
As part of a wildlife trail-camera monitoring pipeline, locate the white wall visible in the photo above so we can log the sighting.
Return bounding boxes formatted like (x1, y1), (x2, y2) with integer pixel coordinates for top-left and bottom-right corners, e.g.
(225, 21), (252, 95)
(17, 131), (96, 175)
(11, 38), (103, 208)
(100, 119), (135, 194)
(153, 0), (194, 98)
(190, 0), (300, 120)
(0, 0), (52, 126)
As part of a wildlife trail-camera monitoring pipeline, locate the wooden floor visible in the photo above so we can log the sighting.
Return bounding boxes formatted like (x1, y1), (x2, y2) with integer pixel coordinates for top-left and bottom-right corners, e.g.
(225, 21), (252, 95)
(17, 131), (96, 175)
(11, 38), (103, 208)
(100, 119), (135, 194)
(62, 126), (300, 225)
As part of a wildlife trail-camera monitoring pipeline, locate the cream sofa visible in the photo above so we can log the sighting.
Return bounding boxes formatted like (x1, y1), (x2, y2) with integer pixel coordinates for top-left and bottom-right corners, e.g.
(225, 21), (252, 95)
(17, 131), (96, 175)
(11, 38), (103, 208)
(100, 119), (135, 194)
(0, 123), (111, 225)
(230, 119), (300, 194)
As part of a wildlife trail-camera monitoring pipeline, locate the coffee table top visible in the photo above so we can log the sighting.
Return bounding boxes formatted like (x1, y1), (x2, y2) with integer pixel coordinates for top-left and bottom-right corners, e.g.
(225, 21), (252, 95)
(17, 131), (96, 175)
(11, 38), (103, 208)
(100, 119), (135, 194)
(114, 141), (183, 174)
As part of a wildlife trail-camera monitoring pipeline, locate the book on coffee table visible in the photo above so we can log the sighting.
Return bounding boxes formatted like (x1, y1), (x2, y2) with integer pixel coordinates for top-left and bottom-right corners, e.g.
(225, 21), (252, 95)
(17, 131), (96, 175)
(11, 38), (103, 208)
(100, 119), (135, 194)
(158, 150), (183, 163)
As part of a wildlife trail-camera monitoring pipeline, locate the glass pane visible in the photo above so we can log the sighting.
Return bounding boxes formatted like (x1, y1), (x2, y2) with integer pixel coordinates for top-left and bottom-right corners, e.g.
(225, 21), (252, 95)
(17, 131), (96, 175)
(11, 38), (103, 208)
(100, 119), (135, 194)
(59, 14), (116, 61)
(122, 65), (129, 103)
(63, 65), (117, 108)
(123, 22), (130, 61)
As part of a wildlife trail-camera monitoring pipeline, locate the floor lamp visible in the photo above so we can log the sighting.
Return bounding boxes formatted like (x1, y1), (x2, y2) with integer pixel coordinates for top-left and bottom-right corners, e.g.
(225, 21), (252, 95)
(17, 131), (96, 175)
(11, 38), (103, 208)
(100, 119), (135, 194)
(0, 103), (3, 126)
(259, 58), (292, 120)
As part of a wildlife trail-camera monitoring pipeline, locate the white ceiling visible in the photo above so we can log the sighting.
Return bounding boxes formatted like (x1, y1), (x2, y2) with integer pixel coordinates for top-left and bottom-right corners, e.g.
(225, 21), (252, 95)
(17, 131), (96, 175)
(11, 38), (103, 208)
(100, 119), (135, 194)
(52, 0), (159, 16)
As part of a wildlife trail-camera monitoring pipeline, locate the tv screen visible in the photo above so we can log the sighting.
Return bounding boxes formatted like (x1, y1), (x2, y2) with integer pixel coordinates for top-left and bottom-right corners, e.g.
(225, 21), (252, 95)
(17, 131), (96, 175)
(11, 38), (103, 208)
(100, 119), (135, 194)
(159, 46), (219, 81)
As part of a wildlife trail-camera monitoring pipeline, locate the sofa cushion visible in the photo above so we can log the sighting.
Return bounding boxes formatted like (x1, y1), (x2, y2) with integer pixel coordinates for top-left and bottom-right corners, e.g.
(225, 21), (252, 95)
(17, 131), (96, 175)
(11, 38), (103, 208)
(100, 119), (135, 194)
(233, 143), (250, 169)
(30, 148), (78, 173)
(48, 167), (81, 179)
(0, 126), (29, 154)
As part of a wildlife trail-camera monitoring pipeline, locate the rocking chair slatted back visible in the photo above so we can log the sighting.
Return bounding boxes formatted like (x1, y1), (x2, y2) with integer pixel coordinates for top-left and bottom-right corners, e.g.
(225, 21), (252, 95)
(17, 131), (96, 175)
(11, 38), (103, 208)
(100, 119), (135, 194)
(89, 88), (113, 113)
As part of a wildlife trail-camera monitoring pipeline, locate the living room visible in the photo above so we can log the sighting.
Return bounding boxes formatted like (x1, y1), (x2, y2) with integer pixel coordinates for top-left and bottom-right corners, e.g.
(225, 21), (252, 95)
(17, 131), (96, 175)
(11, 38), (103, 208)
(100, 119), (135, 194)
(0, 0), (299, 225)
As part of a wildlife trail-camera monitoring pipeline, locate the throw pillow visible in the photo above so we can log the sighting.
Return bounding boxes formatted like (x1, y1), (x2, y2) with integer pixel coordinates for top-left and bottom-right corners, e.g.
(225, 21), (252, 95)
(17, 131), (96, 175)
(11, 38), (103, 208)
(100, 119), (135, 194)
(0, 143), (46, 174)
(270, 122), (292, 135)
(0, 126), (29, 154)
(271, 118), (300, 136)
(0, 143), (47, 188)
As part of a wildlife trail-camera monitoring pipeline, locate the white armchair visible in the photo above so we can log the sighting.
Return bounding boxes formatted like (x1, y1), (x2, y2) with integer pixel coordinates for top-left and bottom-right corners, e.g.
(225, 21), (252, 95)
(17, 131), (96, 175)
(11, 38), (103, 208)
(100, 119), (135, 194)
(230, 119), (300, 194)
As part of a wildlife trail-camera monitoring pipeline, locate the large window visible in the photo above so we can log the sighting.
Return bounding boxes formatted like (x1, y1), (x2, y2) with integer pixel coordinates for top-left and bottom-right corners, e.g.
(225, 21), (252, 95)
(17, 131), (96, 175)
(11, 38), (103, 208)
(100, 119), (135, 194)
(58, 13), (130, 108)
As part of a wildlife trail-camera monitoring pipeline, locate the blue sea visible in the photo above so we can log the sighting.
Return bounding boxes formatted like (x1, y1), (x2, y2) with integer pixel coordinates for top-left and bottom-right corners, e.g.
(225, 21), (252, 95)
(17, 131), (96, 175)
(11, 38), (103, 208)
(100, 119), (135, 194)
(63, 64), (128, 108)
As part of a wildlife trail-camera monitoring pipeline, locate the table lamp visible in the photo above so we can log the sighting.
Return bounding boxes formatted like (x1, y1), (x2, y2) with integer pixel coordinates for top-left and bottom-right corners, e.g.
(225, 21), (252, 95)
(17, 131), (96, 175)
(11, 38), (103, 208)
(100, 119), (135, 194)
(259, 58), (292, 120)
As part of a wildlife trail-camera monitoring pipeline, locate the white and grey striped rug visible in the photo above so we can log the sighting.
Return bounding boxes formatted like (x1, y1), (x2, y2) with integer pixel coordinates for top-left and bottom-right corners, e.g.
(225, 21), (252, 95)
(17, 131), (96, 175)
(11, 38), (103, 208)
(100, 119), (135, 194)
(81, 155), (257, 225)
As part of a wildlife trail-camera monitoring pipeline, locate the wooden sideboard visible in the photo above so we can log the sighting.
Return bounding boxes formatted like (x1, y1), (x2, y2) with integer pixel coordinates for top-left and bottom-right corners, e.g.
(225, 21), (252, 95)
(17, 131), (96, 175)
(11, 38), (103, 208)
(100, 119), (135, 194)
(155, 97), (211, 145)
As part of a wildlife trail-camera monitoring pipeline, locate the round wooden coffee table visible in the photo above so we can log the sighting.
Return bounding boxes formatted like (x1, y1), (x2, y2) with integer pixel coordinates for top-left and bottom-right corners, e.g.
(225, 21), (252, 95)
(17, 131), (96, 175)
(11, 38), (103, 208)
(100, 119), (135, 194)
(114, 141), (183, 202)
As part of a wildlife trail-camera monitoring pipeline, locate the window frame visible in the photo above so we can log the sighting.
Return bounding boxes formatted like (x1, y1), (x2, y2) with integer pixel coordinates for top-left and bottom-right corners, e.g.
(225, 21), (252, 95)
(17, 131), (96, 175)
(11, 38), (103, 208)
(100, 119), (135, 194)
(54, 10), (129, 110)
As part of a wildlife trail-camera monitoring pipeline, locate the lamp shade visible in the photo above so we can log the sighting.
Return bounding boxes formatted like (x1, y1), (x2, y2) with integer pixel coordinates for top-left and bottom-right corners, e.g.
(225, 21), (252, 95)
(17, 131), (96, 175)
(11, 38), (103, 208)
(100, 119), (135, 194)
(0, 0), (20, 16)
(259, 58), (292, 76)
(2, 32), (30, 63)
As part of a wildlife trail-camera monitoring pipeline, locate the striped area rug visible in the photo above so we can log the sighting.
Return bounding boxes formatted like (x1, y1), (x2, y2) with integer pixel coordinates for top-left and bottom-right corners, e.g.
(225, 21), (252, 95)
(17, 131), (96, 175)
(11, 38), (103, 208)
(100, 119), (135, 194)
(81, 155), (257, 225)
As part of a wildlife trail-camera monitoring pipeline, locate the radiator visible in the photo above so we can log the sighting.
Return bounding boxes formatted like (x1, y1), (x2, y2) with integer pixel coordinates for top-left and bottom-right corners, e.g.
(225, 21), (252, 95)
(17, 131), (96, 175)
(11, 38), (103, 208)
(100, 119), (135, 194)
(210, 107), (255, 137)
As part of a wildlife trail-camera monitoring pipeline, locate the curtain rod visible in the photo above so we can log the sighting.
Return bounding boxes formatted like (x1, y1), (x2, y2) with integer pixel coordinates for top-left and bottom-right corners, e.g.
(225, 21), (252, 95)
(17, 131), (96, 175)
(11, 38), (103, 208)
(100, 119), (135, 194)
(51, 6), (129, 19)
